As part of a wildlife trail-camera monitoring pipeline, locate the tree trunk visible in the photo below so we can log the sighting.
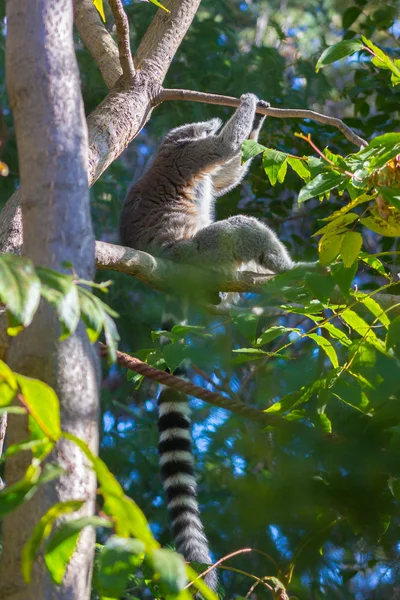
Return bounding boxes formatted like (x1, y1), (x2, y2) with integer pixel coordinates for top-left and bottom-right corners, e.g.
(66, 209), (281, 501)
(0, 2), (100, 599)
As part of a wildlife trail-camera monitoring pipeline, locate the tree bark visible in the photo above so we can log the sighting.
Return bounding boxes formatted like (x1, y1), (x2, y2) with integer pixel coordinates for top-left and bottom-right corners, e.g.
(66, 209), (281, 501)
(0, 2), (99, 600)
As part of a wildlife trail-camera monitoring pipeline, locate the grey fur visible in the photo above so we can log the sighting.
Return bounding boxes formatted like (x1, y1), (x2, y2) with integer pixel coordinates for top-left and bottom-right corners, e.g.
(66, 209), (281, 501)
(120, 93), (298, 276)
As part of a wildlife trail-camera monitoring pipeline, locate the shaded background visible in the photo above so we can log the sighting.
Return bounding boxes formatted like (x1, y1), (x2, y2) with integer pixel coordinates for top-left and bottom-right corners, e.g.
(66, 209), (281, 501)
(1, 0), (400, 597)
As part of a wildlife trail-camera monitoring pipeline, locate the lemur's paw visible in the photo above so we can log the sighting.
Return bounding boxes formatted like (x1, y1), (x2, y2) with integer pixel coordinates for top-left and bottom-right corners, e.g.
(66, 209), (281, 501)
(240, 93), (258, 106)
(257, 99), (270, 109)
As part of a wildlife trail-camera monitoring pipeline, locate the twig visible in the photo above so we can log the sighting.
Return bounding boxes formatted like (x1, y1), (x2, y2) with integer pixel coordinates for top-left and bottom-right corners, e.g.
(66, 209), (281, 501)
(157, 88), (367, 148)
(98, 342), (282, 426)
(108, 0), (135, 83)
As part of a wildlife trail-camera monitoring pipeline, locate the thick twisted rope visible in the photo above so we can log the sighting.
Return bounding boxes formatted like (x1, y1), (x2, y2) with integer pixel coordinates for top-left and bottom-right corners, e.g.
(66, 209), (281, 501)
(99, 343), (281, 426)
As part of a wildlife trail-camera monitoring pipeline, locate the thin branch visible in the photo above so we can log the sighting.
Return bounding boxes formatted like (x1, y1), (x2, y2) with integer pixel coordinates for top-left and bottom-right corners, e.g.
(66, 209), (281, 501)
(73, 0), (122, 88)
(108, 0), (135, 83)
(157, 88), (367, 148)
(98, 342), (281, 426)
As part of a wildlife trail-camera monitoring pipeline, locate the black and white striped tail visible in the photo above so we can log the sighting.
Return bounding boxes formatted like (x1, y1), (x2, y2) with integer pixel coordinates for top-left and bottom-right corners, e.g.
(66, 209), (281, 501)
(158, 386), (218, 593)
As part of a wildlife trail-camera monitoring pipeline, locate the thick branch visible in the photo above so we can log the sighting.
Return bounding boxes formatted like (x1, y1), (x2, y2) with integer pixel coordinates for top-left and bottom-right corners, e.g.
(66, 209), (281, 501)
(108, 0), (135, 83)
(95, 240), (399, 315)
(158, 89), (367, 148)
(73, 0), (122, 88)
(134, 0), (202, 84)
(95, 240), (274, 294)
(99, 343), (280, 426)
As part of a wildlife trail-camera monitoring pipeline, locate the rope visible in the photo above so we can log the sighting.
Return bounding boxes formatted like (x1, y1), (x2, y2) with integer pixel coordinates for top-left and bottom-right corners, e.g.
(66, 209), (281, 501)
(99, 343), (281, 426)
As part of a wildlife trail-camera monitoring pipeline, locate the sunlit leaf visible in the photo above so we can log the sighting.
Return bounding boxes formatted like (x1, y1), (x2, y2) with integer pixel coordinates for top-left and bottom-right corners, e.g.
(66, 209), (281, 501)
(92, 0), (105, 21)
(262, 149), (288, 186)
(287, 156), (311, 181)
(148, 0), (171, 13)
(22, 500), (84, 583)
(256, 326), (299, 346)
(340, 231), (362, 268)
(0, 254), (41, 334)
(313, 213), (358, 237)
(307, 333), (339, 368)
(341, 309), (384, 351)
(316, 40), (363, 71)
(242, 140), (266, 163)
(298, 172), (346, 203)
(361, 206), (400, 236)
(359, 253), (387, 275)
(45, 516), (112, 584)
(355, 293), (390, 328)
(15, 374), (61, 441)
(322, 322), (352, 347)
(318, 233), (343, 266)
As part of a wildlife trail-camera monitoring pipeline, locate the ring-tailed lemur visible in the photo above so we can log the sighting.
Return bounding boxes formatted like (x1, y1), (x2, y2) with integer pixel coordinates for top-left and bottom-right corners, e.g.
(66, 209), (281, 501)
(120, 94), (314, 593)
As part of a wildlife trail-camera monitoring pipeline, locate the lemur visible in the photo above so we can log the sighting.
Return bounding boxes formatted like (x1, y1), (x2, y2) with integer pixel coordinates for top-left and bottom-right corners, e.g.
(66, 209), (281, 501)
(120, 93), (315, 593)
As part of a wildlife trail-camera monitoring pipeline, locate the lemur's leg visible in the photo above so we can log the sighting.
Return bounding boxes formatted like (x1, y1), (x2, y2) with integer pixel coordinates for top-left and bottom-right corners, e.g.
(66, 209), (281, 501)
(166, 215), (295, 274)
(213, 100), (269, 197)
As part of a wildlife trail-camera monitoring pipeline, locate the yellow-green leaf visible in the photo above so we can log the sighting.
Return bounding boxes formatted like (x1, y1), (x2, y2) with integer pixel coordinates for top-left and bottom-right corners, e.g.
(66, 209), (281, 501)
(307, 333), (339, 368)
(340, 231), (362, 267)
(314, 212), (358, 237)
(22, 500), (84, 583)
(15, 375), (61, 441)
(355, 293), (390, 328)
(318, 233), (344, 265)
(341, 309), (385, 351)
(361, 206), (400, 237)
(92, 0), (105, 21)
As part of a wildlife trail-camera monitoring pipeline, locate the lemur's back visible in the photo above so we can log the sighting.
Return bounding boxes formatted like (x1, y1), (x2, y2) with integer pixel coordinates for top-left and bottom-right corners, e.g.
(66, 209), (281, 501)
(120, 144), (214, 253)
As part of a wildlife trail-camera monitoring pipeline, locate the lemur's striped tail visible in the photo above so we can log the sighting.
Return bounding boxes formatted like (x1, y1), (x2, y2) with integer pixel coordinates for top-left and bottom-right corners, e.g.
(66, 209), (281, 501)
(158, 386), (218, 593)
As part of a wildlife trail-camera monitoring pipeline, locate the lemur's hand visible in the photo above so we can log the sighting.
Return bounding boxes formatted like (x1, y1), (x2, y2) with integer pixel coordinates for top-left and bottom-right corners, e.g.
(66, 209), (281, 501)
(250, 99), (269, 136)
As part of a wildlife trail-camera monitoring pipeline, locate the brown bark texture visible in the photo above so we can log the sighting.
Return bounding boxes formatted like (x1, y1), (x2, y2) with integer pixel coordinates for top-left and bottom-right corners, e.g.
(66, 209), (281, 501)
(0, 2), (100, 599)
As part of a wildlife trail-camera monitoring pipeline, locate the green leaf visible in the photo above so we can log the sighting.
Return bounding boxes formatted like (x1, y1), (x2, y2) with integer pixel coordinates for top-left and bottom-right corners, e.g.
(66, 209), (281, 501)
(340, 231), (362, 267)
(361, 206), (400, 237)
(316, 40), (363, 71)
(171, 324), (207, 337)
(368, 133), (400, 148)
(92, 0), (105, 21)
(232, 312), (259, 343)
(37, 268), (80, 340)
(305, 272), (335, 302)
(341, 309), (384, 351)
(45, 516), (112, 585)
(377, 186), (400, 212)
(0, 359), (18, 407)
(0, 462), (63, 517)
(256, 326), (299, 346)
(318, 233), (343, 266)
(15, 374), (61, 440)
(355, 293), (390, 328)
(0, 254), (41, 334)
(162, 343), (189, 372)
(331, 262), (358, 299)
(314, 412), (332, 433)
(359, 254), (386, 275)
(95, 536), (145, 598)
(63, 433), (157, 548)
(287, 156), (311, 181)
(321, 193), (373, 222)
(242, 140), (266, 162)
(148, 548), (188, 595)
(262, 149), (288, 186)
(306, 333), (338, 368)
(386, 316), (400, 351)
(313, 212), (358, 237)
(298, 172), (346, 203)
(22, 500), (84, 583)
(322, 323), (352, 347)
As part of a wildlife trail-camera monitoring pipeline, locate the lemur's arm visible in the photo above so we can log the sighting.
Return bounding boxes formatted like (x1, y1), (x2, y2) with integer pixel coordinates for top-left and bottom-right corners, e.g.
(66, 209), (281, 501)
(212, 101), (268, 197)
(157, 94), (259, 175)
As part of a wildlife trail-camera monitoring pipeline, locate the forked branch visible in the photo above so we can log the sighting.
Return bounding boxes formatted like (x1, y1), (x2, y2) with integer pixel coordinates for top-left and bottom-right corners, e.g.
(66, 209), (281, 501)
(108, 0), (135, 83)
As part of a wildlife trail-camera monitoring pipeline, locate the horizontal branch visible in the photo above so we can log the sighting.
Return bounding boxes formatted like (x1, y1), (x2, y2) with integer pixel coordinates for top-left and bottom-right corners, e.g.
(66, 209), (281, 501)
(158, 88), (367, 148)
(95, 240), (400, 316)
(98, 342), (280, 425)
(95, 240), (274, 294)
